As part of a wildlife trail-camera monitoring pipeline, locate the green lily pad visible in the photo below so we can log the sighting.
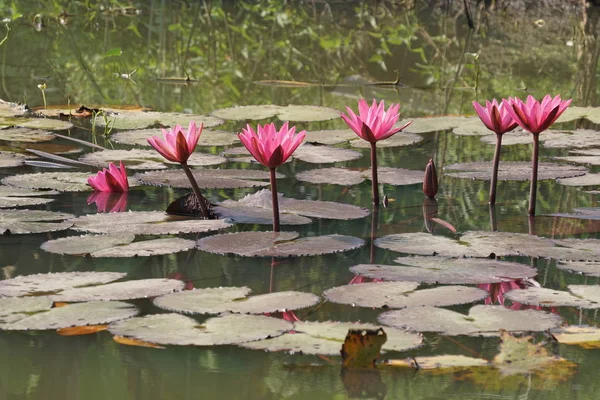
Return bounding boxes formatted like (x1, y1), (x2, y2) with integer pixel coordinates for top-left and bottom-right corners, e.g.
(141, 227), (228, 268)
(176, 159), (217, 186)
(95, 111), (224, 130)
(303, 129), (357, 145)
(452, 118), (496, 136)
(0, 117), (73, 131)
(0, 271), (126, 297)
(0, 209), (73, 235)
(108, 313), (292, 346)
(555, 106), (594, 123)
(504, 287), (598, 308)
(80, 149), (226, 170)
(0, 128), (55, 143)
(378, 305), (562, 336)
(112, 128), (238, 147)
(445, 161), (587, 181)
(324, 282), (487, 308)
(0, 301), (138, 331)
(292, 143), (361, 164)
(50, 278), (184, 302)
(69, 211), (233, 235)
(295, 168), (365, 186)
(135, 169), (273, 189)
(197, 231), (364, 257)
(242, 320), (422, 355)
(349, 132), (423, 148)
(350, 256), (537, 284)
(542, 129), (600, 149)
(154, 288), (320, 315)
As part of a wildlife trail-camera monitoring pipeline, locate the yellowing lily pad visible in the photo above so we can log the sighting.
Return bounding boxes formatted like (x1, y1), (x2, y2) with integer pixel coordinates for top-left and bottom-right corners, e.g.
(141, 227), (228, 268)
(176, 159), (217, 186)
(385, 355), (489, 369)
(445, 161), (587, 181)
(550, 326), (600, 348)
(493, 330), (566, 375)
(0, 209), (74, 235)
(197, 231), (364, 257)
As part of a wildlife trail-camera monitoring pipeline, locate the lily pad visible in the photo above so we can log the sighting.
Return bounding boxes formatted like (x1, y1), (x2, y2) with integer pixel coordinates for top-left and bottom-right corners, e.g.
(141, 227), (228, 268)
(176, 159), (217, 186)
(211, 104), (283, 120)
(555, 149), (600, 166)
(543, 129), (600, 149)
(504, 287), (598, 308)
(0, 117), (73, 131)
(295, 168), (365, 186)
(0, 301), (138, 331)
(276, 105), (341, 122)
(211, 104), (340, 122)
(90, 238), (197, 258)
(324, 282), (487, 308)
(557, 174), (600, 186)
(479, 130), (571, 146)
(444, 161), (587, 181)
(0, 151), (26, 167)
(550, 207), (600, 221)
(350, 256), (537, 284)
(154, 288), (320, 315)
(402, 116), (468, 134)
(197, 231), (364, 257)
(0, 186), (57, 209)
(108, 313), (292, 346)
(0, 128), (55, 143)
(2, 172), (132, 192)
(350, 133), (423, 148)
(80, 149), (226, 170)
(374, 233), (498, 258)
(41, 233), (136, 255)
(385, 355), (489, 369)
(568, 285), (600, 304)
(96, 111), (224, 130)
(303, 129), (357, 145)
(215, 189), (369, 222)
(378, 305), (562, 336)
(0, 297), (54, 325)
(50, 278), (184, 302)
(0, 100), (27, 118)
(135, 169), (273, 189)
(69, 211), (233, 235)
(213, 205), (312, 226)
(0, 209), (74, 235)
(555, 106), (594, 123)
(292, 143), (361, 164)
(0, 196), (54, 208)
(242, 320), (422, 355)
(0, 271), (126, 297)
(550, 326), (600, 348)
(112, 129), (238, 147)
(452, 118), (496, 136)
(558, 261), (600, 277)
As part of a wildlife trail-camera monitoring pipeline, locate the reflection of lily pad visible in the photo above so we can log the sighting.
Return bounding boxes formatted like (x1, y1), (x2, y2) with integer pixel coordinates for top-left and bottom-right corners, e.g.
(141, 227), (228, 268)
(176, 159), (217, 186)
(293, 143), (361, 164)
(350, 256), (537, 284)
(445, 161), (587, 181)
(80, 149), (226, 170)
(303, 129), (357, 145)
(135, 169), (273, 189)
(197, 231), (364, 257)
(112, 129), (238, 147)
(69, 211), (233, 235)
(109, 313), (292, 346)
(324, 282), (487, 308)
(505, 287), (597, 308)
(405, 116), (469, 134)
(295, 168), (365, 186)
(1, 301), (138, 331)
(50, 279), (184, 302)
(0, 152), (26, 167)
(558, 261), (600, 277)
(0, 128), (56, 143)
(215, 189), (369, 223)
(557, 173), (600, 186)
(379, 305), (562, 336)
(0, 271), (126, 297)
(154, 287), (320, 314)
(96, 111), (224, 130)
(242, 320), (422, 355)
(0, 209), (74, 235)
(542, 129), (600, 149)
(350, 133), (423, 148)
(211, 104), (340, 122)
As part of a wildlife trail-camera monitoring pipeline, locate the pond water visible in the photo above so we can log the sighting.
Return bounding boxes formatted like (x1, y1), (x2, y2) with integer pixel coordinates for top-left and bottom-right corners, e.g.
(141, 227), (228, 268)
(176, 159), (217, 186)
(1, 1), (600, 399)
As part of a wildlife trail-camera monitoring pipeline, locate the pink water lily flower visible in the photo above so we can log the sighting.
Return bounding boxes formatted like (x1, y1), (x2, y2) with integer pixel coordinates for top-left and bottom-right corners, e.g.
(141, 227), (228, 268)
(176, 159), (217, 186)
(505, 95), (571, 134)
(238, 122), (305, 169)
(87, 161), (129, 192)
(341, 99), (412, 143)
(147, 121), (203, 164)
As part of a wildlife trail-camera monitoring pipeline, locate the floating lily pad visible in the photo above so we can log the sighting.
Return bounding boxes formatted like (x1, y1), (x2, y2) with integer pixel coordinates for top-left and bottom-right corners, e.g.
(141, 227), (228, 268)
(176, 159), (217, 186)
(557, 173), (600, 186)
(0, 128), (55, 143)
(550, 207), (600, 221)
(0, 271), (126, 297)
(555, 106), (594, 123)
(112, 129), (238, 147)
(154, 288), (320, 315)
(1, 301), (138, 331)
(50, 278), (184, 302)
(0, 151), (26, 167)
(69, 211), (233, 235)
(386, 355), (489, 369)
(479, 130), (570, 146)
(96, 111), (224, 130)
(213, 205), (312, 226)
(350, 133), (423, 148)
(0, 117), (73, 131)
(292, 143), (361, 164)
(568, 285), (600, 304)
(374, 233), (496, 258)
(445, 162), (587, 181)
(80, 149), (226, 170)
(197, 231), (364, 257)
(0, 100), (27, 118)
(23, 142), (83, 155)
(303, 129), (357, 145)
(504, 287), (597, 308)
(452, 118), (495, 136)
(0, 297), (54, 325)
(324, 282), (487, 308)
(41, 233), (135, 255)
(295, 168), (365, 186)
(378, 305), (562, 336)
(0, 209), (74, 235)
(108, 313), (292, 346)
(135, 169), (273, 189)
(211, 104), (340, 122)
(242, 320), (422, 355)
(555, 149), (600, 166)
(215, 189), (369, 223)
(350, 256), (537, 284)
(2, 171), (129, 192)
(550, 326), (600, 348)
(0, 185), (57, 208)
(366, 167), (424, 186)
(558, 261), (600, 277)
(542, 129), (600, 149)
(90, 238), (196, 258)
(211, 105), (283, 120)
(405, 116), (469, 134)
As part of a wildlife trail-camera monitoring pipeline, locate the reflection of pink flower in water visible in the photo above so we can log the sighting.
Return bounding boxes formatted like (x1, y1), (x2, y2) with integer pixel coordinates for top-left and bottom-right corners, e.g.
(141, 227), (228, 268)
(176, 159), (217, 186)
(349, 275), (382, 285)
(87, 191), (128, 213)
(478, 280), (525, 306)
(166, 272), (194, 291)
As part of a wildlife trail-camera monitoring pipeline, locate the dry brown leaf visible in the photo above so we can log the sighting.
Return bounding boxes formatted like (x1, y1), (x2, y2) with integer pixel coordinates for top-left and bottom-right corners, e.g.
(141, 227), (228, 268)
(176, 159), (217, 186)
(113, 335), (165, 349)
(57, 324), (108, 336)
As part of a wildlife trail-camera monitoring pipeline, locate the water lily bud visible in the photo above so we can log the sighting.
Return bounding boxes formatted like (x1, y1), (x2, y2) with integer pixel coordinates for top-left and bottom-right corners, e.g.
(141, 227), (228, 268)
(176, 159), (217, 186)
(423, 159), (438, 199)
